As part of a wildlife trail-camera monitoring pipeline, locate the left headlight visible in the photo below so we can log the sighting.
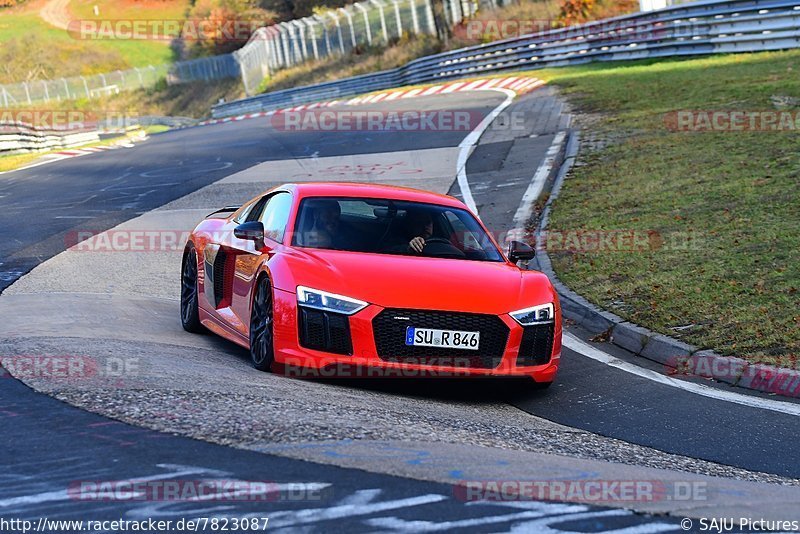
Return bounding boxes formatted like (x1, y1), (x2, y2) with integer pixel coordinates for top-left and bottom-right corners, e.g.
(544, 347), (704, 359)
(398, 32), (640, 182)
(296, 286), (368, 315)
(510, 302), (555, 325)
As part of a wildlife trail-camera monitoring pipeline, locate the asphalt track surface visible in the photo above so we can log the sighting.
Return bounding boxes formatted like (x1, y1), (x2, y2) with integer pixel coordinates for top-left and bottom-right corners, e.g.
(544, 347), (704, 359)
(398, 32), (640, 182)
(0, 88), (798, 530)
(4, 368), (678, 532)
(0, 100), (483, 293)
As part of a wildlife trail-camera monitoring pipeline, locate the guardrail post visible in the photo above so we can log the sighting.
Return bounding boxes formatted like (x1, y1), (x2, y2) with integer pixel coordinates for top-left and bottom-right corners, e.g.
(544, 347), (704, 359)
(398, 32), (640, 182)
(305, 19), (320, 60)
(279, 23), (298, 65)
(42, 81), (50, 102)
(390, 0), (403, 36)
(354, 3), (372, 45)
(327, 12), (346, 54)
(1, 87), (7, 107)
(339, 8), (358, 48)
(423, 0), (435, 34)
(448, 0), (460, 25)
(268, 29), (282, 69)
(291, 20), (308, 61)
(134, 68), (144, 88)
(314, 15), (332, 57)
(23, 82), (32, 104)
(409, 0), (420, 34)
(256, 30), (271, 77)
(369, 0), (390, 42)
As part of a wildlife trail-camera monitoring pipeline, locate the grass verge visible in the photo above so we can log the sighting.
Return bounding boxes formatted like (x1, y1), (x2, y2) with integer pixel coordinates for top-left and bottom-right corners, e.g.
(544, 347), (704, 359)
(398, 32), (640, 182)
(0, 1), (179, 82)
(528, 51), (800, 368)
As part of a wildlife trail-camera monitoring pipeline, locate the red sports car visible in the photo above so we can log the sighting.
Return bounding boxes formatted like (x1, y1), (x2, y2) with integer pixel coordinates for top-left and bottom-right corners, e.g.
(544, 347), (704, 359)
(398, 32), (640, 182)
(180, 183), (561, 387)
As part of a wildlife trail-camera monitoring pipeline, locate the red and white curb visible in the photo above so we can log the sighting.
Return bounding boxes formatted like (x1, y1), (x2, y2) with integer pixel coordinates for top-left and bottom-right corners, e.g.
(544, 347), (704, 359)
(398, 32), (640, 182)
(200, 76), (544, 127)
(53, 143), (132, 157)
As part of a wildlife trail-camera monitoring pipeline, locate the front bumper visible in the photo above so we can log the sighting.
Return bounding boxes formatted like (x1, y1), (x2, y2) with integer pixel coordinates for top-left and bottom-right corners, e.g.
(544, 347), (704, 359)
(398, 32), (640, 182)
(271, 288), (561, 381)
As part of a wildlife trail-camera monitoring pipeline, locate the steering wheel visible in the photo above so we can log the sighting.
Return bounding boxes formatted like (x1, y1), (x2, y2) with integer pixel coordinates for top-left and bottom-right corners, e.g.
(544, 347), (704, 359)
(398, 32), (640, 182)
(423, 237), (466, 259)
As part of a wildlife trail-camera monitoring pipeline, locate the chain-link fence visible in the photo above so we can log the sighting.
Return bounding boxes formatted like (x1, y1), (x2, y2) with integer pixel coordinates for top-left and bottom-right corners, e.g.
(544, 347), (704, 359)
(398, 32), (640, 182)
(235, 0), (436, 95)
(0, 0), (508, 105)
(0, 54), (240, 107)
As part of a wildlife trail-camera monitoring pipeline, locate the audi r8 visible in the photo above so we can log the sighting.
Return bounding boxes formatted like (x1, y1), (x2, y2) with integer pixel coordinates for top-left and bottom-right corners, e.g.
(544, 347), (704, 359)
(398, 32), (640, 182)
(180, 183), (561, 386)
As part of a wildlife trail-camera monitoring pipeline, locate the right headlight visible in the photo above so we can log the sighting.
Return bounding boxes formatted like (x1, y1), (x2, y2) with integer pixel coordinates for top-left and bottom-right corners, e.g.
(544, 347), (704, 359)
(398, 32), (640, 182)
(510, 303), (555, 325)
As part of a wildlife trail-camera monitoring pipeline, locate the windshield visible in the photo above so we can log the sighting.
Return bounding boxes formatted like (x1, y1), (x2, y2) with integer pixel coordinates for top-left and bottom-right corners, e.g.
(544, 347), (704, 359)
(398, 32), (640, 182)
(291, 197), (504, 262)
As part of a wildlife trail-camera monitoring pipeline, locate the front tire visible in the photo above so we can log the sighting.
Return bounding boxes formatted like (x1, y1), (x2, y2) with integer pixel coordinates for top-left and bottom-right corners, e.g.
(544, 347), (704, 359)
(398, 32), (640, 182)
(180, 245), (203, 333)
(249, 276), (275, 372)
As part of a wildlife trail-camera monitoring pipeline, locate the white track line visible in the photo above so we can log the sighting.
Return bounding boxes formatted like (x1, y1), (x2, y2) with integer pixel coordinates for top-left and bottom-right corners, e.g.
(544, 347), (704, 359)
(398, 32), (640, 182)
(456, 87), (517, 216)
(511, 131), (566, 230)
(564, 333), (800, 417)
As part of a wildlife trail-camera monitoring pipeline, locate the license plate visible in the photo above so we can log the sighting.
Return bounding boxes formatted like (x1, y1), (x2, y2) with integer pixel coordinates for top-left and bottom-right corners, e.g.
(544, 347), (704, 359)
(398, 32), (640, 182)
(405, 327), (480, 350)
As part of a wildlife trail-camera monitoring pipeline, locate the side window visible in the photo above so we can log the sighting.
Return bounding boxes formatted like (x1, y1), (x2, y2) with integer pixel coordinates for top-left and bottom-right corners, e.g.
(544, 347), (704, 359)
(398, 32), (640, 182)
(244, 196), (269, 223)
(259, 192), (293, 243)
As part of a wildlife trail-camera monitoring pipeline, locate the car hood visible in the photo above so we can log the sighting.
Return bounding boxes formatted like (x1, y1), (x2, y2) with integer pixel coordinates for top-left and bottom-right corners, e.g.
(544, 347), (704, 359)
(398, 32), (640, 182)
(277, 248), (556, 315)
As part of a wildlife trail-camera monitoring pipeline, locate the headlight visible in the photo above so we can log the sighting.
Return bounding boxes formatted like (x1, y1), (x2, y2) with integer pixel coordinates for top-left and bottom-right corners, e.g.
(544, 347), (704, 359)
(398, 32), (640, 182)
(510, 303), (555, 325)
(296, 286), (368, 315)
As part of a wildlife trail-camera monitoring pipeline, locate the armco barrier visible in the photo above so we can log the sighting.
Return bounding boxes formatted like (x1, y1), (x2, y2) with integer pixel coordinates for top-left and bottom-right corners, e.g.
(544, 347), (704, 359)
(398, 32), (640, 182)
(0, 123), (100, 154)
(212, 0), (800, 118)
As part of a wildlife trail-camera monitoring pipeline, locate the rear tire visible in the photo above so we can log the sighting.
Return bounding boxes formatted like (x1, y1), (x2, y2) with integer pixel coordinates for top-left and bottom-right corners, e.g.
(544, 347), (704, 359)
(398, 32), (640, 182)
(249, 276), (275, 372)
(531, 380), (553, 390)
(180, 245), (203, 333)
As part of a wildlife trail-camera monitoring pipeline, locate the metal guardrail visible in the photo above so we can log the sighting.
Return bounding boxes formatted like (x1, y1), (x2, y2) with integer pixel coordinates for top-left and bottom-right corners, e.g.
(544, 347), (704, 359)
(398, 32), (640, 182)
(213, 0), (800, 118)
(0, 123), (100, 154)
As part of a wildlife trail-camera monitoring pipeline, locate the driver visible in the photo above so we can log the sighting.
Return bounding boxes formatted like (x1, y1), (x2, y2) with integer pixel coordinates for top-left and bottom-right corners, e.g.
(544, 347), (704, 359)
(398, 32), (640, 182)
(304, 200), (342, 249)
(383, 210), (434, 254)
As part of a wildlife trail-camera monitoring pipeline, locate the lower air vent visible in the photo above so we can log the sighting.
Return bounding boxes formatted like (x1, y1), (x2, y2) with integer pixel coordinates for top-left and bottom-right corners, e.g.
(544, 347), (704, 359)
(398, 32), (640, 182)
(298, 308), (353, 355)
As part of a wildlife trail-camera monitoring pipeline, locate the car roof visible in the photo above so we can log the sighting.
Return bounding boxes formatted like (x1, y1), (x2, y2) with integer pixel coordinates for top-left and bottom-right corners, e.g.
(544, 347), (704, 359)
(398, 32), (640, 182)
(280, 182), (466, 209)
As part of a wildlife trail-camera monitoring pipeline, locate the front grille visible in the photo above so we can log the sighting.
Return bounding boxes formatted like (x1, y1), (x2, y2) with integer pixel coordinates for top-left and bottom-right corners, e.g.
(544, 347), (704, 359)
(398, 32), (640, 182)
(517, 323), (555, 366)
(298, 308), (353, 355)
(212, 248), (227, 308)
(373, 309), (510, 369)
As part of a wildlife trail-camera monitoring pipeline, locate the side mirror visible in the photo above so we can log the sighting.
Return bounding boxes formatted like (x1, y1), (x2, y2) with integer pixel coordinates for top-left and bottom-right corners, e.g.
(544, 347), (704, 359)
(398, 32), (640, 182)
(507, 240), (535, 263)
(234, 221), (265, 243)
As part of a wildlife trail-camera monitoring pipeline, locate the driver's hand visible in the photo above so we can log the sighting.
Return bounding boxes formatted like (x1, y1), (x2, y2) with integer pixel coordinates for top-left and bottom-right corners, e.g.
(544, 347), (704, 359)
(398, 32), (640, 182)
(409, 236), (426, 253)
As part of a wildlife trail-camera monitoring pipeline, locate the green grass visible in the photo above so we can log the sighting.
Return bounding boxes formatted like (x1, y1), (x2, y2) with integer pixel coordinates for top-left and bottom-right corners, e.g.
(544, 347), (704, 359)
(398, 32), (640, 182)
(527, 51), (800, 369)
(69, 0), (190, 23)
(0, 3), (179, 82)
